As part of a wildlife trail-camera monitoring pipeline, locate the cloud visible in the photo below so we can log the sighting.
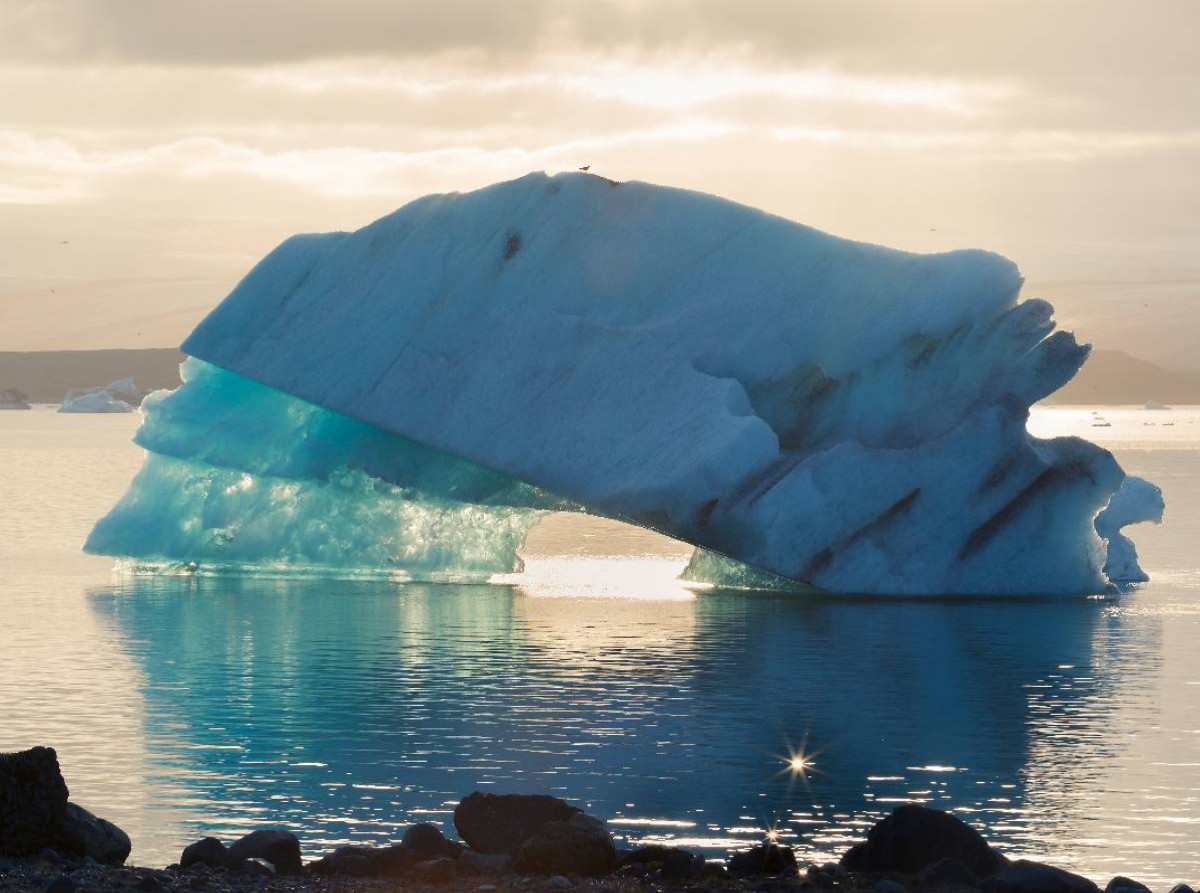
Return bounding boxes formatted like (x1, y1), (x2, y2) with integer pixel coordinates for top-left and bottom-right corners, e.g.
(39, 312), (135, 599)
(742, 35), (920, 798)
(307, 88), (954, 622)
(0, 121), (745, 203)
(250, 53), (1013, 115)
(2, 0), (1195, 135)
(2, 0), (1197, 360)
(770, 127), (1200, 163)
(0, 0), (568, 64)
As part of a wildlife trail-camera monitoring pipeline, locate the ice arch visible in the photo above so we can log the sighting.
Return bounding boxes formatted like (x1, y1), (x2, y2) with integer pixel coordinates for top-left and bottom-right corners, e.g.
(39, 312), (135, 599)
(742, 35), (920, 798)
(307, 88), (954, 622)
(88, 172), (1161, 594)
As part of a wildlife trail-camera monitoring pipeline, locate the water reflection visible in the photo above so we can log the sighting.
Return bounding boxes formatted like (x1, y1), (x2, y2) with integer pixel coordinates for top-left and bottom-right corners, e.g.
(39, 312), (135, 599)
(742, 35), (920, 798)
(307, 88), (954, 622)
(88, 577), (1156, 874)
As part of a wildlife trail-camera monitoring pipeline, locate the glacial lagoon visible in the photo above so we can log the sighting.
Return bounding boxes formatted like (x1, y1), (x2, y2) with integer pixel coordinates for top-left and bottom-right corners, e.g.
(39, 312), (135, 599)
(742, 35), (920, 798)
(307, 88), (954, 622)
(2, 406), (1199, 884)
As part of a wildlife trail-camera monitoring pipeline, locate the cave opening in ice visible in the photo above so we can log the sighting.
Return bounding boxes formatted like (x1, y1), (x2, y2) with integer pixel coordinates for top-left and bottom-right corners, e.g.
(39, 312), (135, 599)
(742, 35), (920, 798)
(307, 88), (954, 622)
(87, 172), (1163, 595)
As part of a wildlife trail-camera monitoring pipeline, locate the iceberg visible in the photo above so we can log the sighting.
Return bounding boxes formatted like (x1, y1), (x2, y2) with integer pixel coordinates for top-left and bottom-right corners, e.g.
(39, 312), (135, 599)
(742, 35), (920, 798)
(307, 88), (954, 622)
(1094, 476), (1165, 584)
(87, 172), (1161, 594)
(59, 378), (145, 413)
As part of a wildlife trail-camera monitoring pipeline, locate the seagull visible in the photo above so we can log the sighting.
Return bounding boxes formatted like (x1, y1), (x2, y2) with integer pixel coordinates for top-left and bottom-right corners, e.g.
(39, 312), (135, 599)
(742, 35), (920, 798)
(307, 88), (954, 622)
(579, 165), (590, 172)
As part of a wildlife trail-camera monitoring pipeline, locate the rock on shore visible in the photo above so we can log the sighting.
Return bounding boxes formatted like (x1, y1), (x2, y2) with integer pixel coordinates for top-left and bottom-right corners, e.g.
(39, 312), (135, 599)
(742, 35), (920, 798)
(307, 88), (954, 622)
(455, 793), (582, 856)
(0, 746), (130, 865)
(0, 748), (1192, 893)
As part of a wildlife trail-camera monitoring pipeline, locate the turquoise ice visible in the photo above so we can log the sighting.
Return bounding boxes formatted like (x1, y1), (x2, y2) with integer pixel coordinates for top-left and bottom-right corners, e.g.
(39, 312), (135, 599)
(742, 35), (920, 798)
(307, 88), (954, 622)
(90, 172), (1162, 594)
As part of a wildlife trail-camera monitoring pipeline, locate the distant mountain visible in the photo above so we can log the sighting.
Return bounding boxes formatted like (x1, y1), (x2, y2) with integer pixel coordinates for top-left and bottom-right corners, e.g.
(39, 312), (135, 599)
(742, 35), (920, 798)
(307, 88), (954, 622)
(0, 349), (184, 403)
(0, 346), (1194, 407)
(1044, 349), (1200, 405)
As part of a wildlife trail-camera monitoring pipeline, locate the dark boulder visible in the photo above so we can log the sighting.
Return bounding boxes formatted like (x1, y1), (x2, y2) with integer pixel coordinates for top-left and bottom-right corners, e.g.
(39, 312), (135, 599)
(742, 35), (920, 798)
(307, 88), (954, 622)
(454, 792), (580, 855)
(227, 829), (301, 876)
(981, 860), (1099, 893)
(180, 838), (232, 871)
(306, 846), (378, 877)
(57, 802), (131, 865)
(373, 844), (417, 878)
(0, 747), (130, 865)
(728, 843), (797, 877)
(306, 843), (414, 879)
(413, 857), (458, 883)
(842, 805), (1006, 877)
(0, 746), (70, 857)
(402, 822), (462, 861)
(1105, 878), (1151, 893)
(458, 850), (513, 876)
(513, 813), (617, 876)
(620, 844), (704, 880)
(921, 858), (980, 888)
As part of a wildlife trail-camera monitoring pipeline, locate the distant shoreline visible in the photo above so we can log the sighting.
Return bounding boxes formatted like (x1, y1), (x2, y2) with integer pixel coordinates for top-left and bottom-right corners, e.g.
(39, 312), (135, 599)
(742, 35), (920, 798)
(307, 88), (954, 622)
(4, 346), (1200, 406)
(0, 349), (184, 403)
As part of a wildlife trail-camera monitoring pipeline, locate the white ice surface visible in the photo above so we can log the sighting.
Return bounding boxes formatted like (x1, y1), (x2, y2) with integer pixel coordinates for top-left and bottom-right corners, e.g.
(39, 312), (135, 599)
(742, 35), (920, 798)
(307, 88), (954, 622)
(59, 388), (133, 413)
(59, 378), (146, 413)
(104, 170), (1159, 594)
(1094, 476), (1165, 584)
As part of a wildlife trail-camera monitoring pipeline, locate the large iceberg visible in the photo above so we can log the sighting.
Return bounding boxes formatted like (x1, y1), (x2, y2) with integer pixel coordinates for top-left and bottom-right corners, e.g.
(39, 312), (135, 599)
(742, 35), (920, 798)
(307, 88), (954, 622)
(87, 172), (1162, 594)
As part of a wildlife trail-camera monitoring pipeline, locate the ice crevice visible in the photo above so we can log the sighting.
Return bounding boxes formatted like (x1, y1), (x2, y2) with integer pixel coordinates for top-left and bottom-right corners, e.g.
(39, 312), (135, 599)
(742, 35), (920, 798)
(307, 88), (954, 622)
(87, 171), (1162, 595)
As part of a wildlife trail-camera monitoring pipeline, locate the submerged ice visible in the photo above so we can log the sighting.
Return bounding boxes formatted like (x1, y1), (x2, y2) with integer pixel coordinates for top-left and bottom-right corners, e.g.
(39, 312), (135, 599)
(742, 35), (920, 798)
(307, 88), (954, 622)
(90, 172), (1162, 594)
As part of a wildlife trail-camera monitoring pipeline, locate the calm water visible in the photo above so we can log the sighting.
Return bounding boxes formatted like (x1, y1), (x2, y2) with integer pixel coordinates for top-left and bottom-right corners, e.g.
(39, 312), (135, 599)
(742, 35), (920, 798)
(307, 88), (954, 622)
(2, 405), (1199, 885)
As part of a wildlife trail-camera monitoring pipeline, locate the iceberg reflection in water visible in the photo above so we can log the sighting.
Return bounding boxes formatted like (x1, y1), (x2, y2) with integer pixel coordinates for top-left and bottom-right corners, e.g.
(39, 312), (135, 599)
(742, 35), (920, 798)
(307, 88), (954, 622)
(88, 576), (1157, 874)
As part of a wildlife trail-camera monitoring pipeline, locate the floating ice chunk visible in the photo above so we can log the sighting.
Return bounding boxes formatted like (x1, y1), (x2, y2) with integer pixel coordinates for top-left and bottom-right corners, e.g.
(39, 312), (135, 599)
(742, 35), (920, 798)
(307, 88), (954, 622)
(59, 390), (133, 413)
(1094, 476), (1165, 584)
(91, 172), (1162, 594)
(103, 377), (144, 405)
(59, 378), (145, 413)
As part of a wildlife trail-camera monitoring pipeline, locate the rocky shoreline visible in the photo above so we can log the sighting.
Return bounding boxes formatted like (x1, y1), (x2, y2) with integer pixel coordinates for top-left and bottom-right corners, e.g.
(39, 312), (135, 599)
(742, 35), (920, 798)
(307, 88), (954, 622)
(1, 747), (1191, 893)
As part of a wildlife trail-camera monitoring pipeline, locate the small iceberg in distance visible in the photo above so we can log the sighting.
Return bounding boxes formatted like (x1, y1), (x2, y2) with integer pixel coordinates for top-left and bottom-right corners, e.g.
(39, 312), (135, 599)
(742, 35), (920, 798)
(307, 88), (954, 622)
(59, 378), (145, 413)
(89, 172), (1163, 594)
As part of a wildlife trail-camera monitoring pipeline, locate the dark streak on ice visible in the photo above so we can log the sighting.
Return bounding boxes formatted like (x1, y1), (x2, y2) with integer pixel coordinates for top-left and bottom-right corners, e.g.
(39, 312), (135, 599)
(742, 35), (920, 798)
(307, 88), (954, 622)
(979, 456), (1018, 493)
(959, 461), (1094, 559)
(503, 233), (522, 260)
(804, 487), (922, 579)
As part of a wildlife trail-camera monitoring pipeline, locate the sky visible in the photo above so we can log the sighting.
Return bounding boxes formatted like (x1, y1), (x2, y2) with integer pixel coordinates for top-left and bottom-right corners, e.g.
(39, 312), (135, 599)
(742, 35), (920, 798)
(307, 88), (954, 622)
(1, 0), (1197, 368)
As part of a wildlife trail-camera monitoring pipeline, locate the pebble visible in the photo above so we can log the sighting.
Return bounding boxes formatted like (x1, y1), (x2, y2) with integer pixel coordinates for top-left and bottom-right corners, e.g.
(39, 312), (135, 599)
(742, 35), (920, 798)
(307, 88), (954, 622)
(478, 886), (498, 892)
(44, 877), (74, 893)
(548, 876), (574, 889)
